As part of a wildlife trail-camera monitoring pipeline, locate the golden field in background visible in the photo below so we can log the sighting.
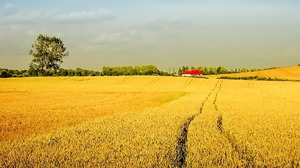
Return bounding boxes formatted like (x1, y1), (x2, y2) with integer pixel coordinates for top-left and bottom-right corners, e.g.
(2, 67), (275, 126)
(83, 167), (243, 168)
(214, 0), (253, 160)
(0, 69), (300, 167)
(217, 66), (300, 80)
(0, 76), (193, 142)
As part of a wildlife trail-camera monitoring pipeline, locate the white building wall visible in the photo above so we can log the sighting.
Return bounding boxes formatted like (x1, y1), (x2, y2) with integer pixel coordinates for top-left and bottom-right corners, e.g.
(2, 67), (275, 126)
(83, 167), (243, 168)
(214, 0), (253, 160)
(182, 74), (192, 77)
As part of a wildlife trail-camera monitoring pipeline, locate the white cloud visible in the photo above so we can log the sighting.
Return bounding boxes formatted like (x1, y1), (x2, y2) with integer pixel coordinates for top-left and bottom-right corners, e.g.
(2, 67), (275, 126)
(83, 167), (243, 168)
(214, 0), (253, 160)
(0, 5), (44, 24)
(0, 4), (114, 25)
(1, 3), (19, 16)
(85, 29), (142, 50)
(95, 32), (124, 43)
(56, 9), (114, 23)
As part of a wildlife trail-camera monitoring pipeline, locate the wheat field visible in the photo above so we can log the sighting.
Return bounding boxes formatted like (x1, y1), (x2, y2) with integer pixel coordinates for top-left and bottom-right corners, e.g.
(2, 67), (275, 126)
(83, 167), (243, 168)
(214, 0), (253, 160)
(218, 66), (300, 80)
(0, 74), (300, 167)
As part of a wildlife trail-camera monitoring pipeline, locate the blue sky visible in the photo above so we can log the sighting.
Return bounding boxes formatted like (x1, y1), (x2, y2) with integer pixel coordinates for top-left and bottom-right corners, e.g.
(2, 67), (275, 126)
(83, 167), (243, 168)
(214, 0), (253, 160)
(0, 0), (300, 70)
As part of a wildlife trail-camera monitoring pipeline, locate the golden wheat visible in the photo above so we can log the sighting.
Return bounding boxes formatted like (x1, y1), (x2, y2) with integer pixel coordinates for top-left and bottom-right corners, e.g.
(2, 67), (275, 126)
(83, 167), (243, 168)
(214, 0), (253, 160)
(186, 79), (300, 167)
(0, 76), (214, 167)
(217, 80), (300, 167)
(218, 66), (300, 80)
(1, 76), (299, 167)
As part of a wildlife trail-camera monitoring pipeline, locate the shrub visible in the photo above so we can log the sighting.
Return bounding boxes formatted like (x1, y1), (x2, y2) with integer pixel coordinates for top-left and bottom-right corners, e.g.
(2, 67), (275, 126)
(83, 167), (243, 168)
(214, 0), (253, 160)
(0, 70), (8, 78)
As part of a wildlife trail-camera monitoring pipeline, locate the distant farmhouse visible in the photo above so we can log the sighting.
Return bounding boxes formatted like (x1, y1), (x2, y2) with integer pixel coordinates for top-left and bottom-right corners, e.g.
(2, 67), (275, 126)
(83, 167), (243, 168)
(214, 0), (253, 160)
(182, 70), (203, 77)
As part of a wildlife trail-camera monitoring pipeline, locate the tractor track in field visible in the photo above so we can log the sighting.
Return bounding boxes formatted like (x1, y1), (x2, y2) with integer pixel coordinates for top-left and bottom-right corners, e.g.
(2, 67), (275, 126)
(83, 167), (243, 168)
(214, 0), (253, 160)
(114, 77), (130, 85)
(174, 80), (220, 168)
(183, 78), (193, 88)
(175, 79), (255, 167)
(179, 78), (193, 90)
(214, 81), (255, 167)
(213, 80), (223, 111)
(217, 115), (255, 167)
(253, 84), (295, 103)
(148, 77), (161, 85)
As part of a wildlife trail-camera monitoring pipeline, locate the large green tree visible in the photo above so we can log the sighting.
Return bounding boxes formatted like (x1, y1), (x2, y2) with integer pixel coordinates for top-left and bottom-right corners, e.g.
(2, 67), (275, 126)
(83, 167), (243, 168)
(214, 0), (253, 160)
(29, 34), (69, 75)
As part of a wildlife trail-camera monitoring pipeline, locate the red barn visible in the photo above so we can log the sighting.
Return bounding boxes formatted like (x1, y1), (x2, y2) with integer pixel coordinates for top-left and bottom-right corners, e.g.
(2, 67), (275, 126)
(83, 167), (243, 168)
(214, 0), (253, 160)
(182, 70), (203, 77)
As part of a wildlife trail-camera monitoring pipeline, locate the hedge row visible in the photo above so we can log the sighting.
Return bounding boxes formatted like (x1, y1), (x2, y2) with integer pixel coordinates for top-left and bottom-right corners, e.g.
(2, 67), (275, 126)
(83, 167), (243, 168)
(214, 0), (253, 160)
(218, 76), (300, 82)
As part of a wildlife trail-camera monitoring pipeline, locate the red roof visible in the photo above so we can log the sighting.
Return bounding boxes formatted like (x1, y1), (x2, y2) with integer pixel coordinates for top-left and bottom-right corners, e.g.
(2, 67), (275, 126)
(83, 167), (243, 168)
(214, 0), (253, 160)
(183, 70), (202, 75)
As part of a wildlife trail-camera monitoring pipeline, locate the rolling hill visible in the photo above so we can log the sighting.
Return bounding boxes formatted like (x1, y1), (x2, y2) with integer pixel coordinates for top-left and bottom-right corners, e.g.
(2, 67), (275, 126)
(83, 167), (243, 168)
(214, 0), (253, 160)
(218, 66), (300, 80)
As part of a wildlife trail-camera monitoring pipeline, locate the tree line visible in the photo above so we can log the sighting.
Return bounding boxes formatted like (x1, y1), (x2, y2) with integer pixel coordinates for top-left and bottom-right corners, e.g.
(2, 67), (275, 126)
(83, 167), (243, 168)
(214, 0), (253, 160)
(0, 66), (263, 78)
(0, 65), (169, 78)
(0, 68), (101, 78)
(218, 76), (300, 82)
(102, 65), (169, 76)
(177, 66), (262, 76)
